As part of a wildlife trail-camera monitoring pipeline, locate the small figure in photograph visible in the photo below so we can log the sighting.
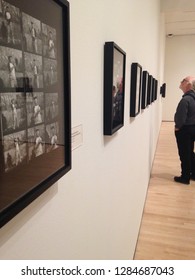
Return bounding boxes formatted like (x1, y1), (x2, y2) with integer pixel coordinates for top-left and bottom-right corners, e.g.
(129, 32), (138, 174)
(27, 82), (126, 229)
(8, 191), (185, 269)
(11, 98), (18, 129)
(2, 112), (8, 132)
(50, 125), (58, 150)
(4, 5), (13, 43)
(31, 58), (39, 88)
(48, 30), (55, 58)
(1, 20), (8, 42)
(34, 128), (43, 157)
(6, 152), (13, 169)
(14, 137), (22, 166)
(50, 99), (56, 119)
(30, 21), (37, 53)
(50, 63), (54, 85)
(8, 55), (17, 87)
(33, 96), (42, 124)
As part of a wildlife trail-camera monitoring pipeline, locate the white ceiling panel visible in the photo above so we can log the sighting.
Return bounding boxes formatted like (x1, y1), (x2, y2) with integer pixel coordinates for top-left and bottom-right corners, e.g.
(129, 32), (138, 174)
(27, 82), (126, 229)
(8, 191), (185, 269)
(161, 0), (195, 36)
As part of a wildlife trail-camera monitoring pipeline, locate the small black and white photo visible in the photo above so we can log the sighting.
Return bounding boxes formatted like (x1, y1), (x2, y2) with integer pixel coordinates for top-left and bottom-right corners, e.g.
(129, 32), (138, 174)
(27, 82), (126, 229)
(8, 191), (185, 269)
(42, 23), (57, 59)
(0, 1), (2, 13)
(0, 92), (26, 135)
(0, 46), (23, 89)
(24, 52), (43, 89)
(0, 1), (22, 48)
(26, 92), (44, 127)
(45, 122), (59, 152)
(45, 92), (58, 122)
(27, 124), (45, 160)
(3, 129), (27, 172)
(22, 12), (42, 55)
(43, 57), (57, 87)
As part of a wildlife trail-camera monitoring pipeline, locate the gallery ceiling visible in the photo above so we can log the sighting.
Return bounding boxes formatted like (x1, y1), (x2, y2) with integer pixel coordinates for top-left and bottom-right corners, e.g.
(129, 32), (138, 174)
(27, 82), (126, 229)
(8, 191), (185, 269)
(161, 0), (195, 36)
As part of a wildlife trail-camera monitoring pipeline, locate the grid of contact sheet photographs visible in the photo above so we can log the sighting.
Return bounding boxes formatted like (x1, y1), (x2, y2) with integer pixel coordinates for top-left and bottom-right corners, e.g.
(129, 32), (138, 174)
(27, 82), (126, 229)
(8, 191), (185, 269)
(0, 0), (59, 173)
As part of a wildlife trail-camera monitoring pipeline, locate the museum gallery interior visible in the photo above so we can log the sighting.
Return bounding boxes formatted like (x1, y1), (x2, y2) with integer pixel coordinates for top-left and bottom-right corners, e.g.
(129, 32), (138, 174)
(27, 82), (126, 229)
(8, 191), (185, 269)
(0, 0), (195, 260)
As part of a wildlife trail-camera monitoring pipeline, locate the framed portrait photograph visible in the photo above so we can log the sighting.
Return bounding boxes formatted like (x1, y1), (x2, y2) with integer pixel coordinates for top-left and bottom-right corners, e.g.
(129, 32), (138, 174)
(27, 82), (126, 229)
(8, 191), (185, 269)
(130, 62), (142, 117)
(104, 41), (126, 135)
(141, 70), (149, 110)
(0, 0), (71, 227)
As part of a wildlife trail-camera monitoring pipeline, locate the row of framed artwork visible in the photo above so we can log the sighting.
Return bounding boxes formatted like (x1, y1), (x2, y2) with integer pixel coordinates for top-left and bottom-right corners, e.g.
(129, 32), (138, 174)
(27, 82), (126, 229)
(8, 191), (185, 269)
(0, 4), (167, 228)
(103, 41), (166, 136)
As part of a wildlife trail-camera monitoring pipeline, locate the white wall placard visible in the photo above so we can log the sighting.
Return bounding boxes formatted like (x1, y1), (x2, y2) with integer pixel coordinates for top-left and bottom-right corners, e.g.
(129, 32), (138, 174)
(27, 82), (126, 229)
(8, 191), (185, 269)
(71, 125), (83, 151)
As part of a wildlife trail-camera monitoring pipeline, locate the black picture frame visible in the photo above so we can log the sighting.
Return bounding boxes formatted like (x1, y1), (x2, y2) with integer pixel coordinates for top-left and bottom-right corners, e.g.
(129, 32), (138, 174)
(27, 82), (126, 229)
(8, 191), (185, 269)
(130, 62), (142, 117)
(146, 74), (153, 106)
(151, 77), (156, 103)
(0, 0), (71, 227)
(104, 41), (126, 135)
(160, 83), (166, 98)
(154, 79), (158, 101)
(141, 70), (149, 109)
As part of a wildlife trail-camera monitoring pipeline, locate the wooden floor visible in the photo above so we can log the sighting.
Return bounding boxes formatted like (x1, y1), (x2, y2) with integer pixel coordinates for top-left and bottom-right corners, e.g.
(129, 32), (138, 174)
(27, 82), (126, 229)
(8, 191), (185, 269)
(134, 121), (195, 260)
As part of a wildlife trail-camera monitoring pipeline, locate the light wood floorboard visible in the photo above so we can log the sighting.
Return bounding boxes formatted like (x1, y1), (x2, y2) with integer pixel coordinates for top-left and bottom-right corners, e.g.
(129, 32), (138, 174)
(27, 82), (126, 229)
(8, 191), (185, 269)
(134, 121), (195, 260)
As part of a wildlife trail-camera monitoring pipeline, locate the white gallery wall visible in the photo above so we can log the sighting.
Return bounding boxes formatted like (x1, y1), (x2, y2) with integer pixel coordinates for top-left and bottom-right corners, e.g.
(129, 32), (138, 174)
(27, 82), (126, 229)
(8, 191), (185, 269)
(163, 35), (195, 121)
(0, 0), (165, 259)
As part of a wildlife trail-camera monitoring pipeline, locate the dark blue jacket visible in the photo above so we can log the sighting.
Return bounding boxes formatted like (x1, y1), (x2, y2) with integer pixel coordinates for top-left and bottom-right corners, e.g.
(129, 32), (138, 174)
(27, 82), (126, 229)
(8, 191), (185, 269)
(174, 90), (195, 129)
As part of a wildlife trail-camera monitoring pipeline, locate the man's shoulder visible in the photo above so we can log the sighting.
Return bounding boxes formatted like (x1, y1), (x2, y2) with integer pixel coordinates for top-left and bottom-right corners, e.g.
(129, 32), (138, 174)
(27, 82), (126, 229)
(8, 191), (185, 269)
(183, 91), (195, 101)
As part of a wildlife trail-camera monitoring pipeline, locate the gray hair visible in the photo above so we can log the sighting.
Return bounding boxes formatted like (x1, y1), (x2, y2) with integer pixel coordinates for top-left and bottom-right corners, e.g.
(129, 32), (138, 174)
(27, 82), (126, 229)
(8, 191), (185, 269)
(191, 80), (195, 92)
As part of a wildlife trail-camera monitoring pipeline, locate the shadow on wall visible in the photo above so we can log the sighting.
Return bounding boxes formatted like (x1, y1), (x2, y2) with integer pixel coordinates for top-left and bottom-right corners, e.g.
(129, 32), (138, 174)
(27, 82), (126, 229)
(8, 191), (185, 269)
(103, 132), (119, 147)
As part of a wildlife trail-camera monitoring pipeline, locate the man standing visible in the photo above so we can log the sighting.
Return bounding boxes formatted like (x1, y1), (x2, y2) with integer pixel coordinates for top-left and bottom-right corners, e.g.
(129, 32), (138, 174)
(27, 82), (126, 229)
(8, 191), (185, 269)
(34, 129), (43, 157)
(174, 76), (195, 184)
(5, 5), (13, 44)
(30, 22), (37, 53)
(31, 59), (39, 88)
(33, 96), (42, 124)
(8, 55), (17, 87)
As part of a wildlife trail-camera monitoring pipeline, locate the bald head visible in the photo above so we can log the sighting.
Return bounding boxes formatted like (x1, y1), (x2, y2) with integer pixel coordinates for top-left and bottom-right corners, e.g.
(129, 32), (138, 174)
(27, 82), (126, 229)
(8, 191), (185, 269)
(180, 76), (195, 93)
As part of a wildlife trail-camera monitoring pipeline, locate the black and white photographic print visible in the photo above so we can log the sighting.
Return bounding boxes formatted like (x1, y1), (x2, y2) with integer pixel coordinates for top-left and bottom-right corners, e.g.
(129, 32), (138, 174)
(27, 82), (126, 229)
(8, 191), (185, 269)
(27, 124), (45, 160)
(24, 52), (43, 89)
(3, 129), (27, 172)
(43, 57), (57, 88)
(42, 23), (57, 59)
(45, 92), (58, 123)
(0, 46), (23, 89)
(45, 122), (59, 152)
(0, 92), (26, 134)
(0, 1), (22, 48)
(22, 13), (42, 55)
(0, 0), (71, 228)
(26, 92), (44, 127)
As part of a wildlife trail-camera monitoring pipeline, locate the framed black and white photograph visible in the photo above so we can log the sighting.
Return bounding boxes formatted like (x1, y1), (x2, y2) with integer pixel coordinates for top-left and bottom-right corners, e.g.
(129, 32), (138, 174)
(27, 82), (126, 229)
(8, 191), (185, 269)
(141, 70), (149, 110)
(130, 62), (142, 117)
(104, 41), (126, 135)
(0, 0), (71, 228)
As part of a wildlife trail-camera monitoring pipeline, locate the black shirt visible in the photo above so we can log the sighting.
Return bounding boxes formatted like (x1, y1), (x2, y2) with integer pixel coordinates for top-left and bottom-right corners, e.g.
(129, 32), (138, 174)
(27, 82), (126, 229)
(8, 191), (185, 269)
(174, 90), (195, 129)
